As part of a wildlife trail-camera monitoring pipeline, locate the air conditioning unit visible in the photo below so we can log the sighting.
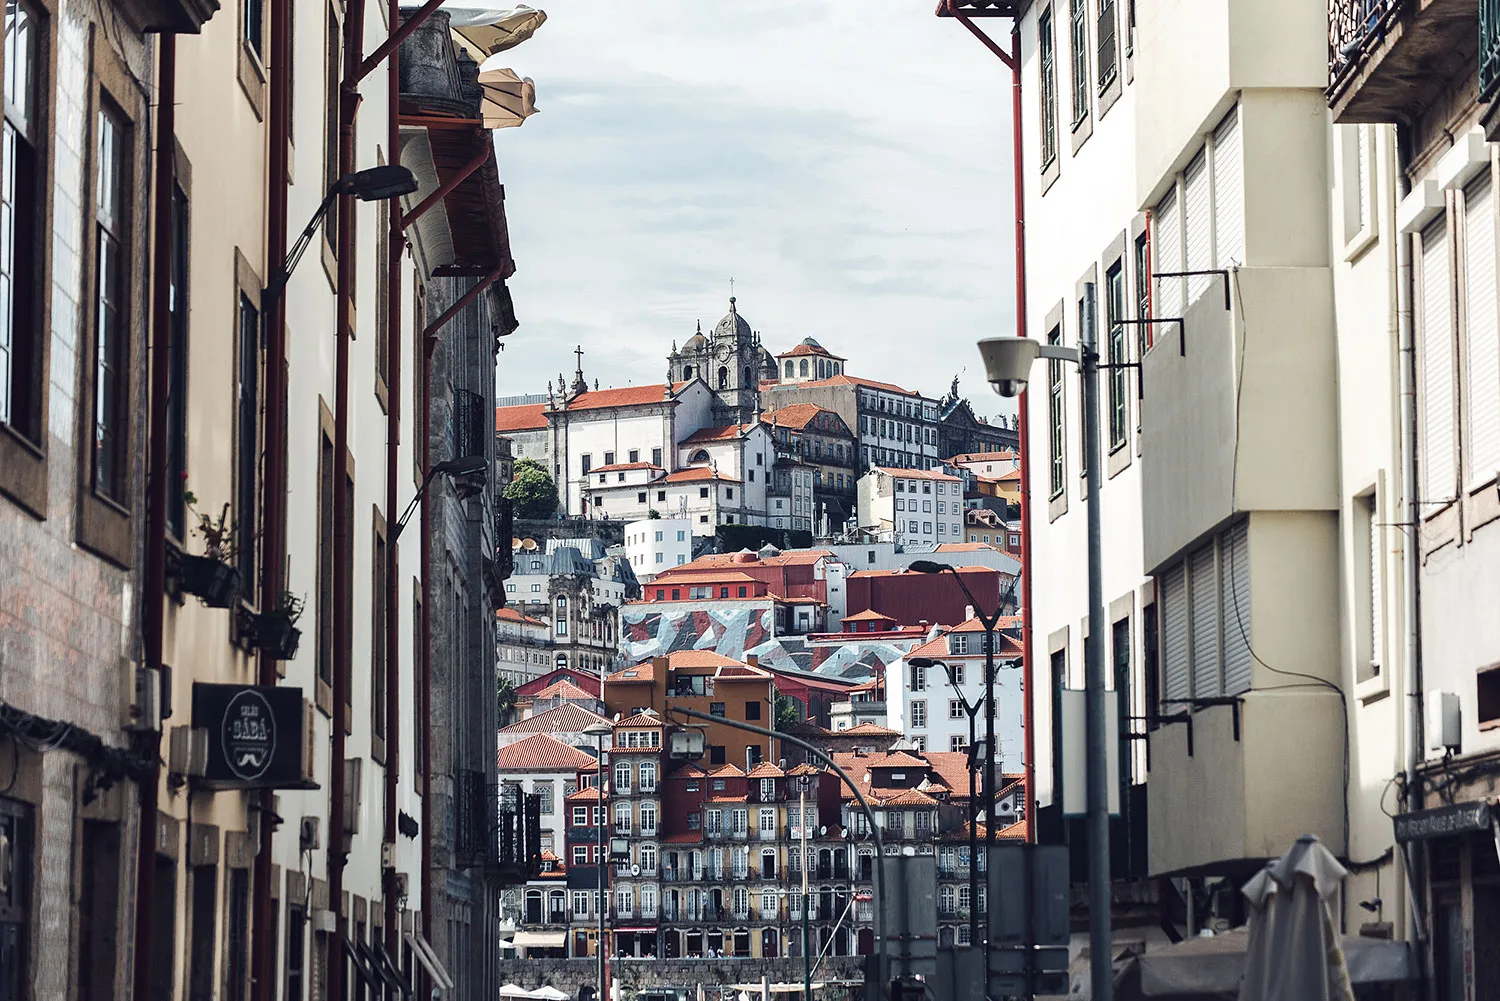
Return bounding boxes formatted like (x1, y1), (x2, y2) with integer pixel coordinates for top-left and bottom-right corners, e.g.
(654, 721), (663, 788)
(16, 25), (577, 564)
(381, 842), (397, 870)
(129, 667), (161, 732)
(1428, 691), (1462, 754)
(300, 816), (321, 851)
(168, 725), (208, 778)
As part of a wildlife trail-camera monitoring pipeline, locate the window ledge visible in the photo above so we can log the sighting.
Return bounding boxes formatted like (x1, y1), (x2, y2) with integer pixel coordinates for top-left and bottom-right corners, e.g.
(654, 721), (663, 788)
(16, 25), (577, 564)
(1355, 670), (1390, 705)
(237, 41), (267, 122)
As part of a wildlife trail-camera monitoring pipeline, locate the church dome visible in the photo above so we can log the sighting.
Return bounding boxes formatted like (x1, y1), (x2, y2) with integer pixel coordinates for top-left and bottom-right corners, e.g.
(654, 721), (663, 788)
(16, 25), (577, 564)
(713, 297), (752, 340)
(683, 332), (707, 351)
(799, 336), (823, 350)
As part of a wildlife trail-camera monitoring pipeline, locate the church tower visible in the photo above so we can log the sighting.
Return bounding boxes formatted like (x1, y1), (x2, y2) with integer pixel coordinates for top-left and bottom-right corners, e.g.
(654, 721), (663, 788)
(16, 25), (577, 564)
(667, 297), (775, 426)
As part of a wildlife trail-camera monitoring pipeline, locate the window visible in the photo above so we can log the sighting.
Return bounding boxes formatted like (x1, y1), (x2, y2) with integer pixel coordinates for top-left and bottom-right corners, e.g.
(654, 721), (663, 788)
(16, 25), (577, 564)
(1356, 491), (1383, 683)
(614, 761), (632, 791)
(699, 487), (709, 498)
(1421, 218), (1457, 502)
(316, 426), (336, 697)
(760, 777), (775, 800)
(910, 701), (927, 728)
(745, 701), (761, 720)
(604, 451), (615, 466)
(949, 699), (965, 720)
(1154, 185), (1182, 322)
(580, 453), (592, 475)
(652, 447), (663, 466)
(732, 809), (748, 836)
(1105, 261), (1127, 450)
(1097, 0), (1117, 92)
(710, 702), (725, 718)
(1048, 325), (1065, 497)
(572, 806), (588, 827)
(322, 0), (341, 241)
(687, 812), (701, 831)
(640, 803), (658, 836)
(1133, 231), (1151, 360)
(1069, 0), (1089, 126)
(1465, 175), (1500, 488)
(910, 664), (927, 692)
(0, 0), (47, 449)
(371, 518), (387, 745)
(1158, 520), (1251, 703)
(555, 595), (568, 635)
(705, 809), (723, 833)
(950, 663), (965, 685)
(166, 184), (190, 538)
(1213, 107), (1244, 267)
(90, 101), (130, 505)
(614, 802), (632, 834)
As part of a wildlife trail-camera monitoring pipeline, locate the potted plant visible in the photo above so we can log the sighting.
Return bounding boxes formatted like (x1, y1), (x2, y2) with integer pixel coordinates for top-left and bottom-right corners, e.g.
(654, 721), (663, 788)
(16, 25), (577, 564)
(177, 502), (241, 608)
(250, 590), (304, 660)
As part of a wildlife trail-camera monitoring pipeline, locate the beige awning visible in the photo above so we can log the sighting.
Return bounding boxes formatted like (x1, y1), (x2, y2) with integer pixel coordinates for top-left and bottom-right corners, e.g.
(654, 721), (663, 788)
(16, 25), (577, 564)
(511, 930), (568, 948)
(441, 4), (547, 61)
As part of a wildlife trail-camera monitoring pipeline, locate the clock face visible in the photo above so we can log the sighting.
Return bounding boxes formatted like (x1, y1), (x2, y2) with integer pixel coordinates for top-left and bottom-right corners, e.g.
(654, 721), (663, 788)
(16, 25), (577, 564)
(716, 341), (738, 363)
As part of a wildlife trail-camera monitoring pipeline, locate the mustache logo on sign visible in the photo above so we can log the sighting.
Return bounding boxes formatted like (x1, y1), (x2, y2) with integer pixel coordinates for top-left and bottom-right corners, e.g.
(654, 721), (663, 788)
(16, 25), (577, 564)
(222, 690), (277, 782)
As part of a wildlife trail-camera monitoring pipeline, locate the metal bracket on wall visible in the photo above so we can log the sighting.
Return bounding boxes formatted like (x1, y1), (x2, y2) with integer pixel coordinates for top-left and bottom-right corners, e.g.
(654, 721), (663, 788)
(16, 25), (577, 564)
(1160, 696), (1243, 742)
(1114, 318), (1187, 358)
(1127, 713), (1193, 763)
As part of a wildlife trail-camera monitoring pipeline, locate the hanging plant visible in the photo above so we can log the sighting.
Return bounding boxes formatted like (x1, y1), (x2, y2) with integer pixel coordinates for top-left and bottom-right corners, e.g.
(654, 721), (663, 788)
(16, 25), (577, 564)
(249, 590), (304, 660)
(176, 501), (242, 608)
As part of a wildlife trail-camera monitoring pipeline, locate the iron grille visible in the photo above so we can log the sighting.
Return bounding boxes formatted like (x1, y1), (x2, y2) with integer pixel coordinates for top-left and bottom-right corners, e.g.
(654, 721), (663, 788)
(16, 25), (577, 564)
(451, 389), (487, 463)
(453, 768), (488, 863)
(1483, 0), (1500, 99)
(1327, 0), (1401, 86)
(493, 785), (543, 884)
(494, 498), (514, 579)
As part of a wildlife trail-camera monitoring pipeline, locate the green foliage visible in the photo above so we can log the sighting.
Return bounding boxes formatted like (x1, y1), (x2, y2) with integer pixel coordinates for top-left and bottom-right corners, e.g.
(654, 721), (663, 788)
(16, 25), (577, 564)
(504, 458), (559, 520)
(775, 695), (803, 731)
(716, 524), (813, 553)
(647, 509), (662, 519)
(496, 676), (518, 723)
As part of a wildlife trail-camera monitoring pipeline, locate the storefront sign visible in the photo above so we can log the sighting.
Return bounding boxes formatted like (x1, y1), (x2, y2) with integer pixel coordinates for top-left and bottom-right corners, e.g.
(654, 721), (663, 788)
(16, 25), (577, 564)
(1393, 801), (1491, 842)
(191, 683), (309, 788)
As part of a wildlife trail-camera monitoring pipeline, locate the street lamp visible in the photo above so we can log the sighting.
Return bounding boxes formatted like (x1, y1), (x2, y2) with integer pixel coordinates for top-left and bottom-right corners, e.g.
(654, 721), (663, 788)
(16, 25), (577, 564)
(583, 720), (613, 1001)
(797, 773), (812, 1001)
(908, 656), (983, 957)
(977, 308), (1112, 1001)
(390, 457), (488, 542)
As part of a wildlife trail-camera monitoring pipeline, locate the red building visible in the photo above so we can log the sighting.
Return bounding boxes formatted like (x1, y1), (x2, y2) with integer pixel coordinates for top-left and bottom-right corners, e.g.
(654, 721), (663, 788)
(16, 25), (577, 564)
(844, 564), (1004, 627)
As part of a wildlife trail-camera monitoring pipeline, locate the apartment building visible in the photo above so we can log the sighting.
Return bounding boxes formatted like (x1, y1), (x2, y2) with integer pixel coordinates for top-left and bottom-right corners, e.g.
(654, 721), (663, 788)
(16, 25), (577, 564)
(623, 517), (694, 581)
(885, 621), (1026, 761)
(496, 607), (553, 686)
(0, 0), (163, 993)
(763, 373), (942, 474)
(856, 466), (966, 546)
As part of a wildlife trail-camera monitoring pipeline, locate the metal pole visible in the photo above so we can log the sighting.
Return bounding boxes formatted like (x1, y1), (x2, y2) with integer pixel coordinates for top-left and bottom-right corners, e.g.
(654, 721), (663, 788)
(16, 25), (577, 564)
(800, 779), (811, 1001)
(968, 707), (979, 956)
(597, 738), (607, 1001)
(983, 619), (996, 1000)
(1081, 283), (1113, 1001)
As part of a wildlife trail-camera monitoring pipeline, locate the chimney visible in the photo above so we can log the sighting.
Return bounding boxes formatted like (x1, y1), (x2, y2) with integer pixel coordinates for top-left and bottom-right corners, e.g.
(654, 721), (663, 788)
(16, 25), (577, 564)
(964, 604), (975, 621)
(745, 654), (758, 668)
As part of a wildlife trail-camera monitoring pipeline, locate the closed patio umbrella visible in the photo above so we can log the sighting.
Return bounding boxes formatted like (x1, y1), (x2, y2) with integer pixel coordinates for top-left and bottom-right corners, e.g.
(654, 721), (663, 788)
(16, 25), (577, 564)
(1237, 835), (1355, 1001)
(476, 56), (538, 130)
(432, 4), (547, 59)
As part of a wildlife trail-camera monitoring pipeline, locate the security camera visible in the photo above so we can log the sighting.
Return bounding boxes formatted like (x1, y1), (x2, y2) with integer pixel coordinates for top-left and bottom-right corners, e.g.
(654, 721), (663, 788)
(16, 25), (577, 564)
(976, 337), (1042, 398)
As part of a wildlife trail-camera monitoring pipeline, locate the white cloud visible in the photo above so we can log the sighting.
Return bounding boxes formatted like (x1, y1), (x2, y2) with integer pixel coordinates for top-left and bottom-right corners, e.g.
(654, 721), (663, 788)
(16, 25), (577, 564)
(493, 1), (1017, 419)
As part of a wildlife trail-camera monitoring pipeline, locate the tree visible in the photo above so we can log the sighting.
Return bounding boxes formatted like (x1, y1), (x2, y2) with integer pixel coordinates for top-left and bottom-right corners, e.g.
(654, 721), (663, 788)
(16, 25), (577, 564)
(496, 676), (518, 725)
(775, 695), (803, 731)
(647, 508), (661, 519)
(504, 458), (559, 519)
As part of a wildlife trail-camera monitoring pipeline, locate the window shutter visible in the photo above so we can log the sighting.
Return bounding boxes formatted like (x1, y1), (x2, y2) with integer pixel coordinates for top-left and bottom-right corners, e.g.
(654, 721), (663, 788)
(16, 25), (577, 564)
(1212, 107), (1244, 268)
(1465, 175), (1500, 485)
(1366, 494), (1383, 673)
(1160, 564), (1190, 706)
(1154, 187), (1182, 321)
(1421, 218), (1456, 501)
(1220, 521), (1252, 696)
(1189, 543), (1219, 699)
(1184, 151), (1212, 304)
(1357, 125), (1372, 234)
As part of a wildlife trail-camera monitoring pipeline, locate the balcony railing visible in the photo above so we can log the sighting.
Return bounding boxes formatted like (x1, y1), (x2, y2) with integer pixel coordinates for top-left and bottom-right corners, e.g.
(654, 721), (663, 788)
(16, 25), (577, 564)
(1327, 0), (1401, 87)
(1484, 0), (1500, 98)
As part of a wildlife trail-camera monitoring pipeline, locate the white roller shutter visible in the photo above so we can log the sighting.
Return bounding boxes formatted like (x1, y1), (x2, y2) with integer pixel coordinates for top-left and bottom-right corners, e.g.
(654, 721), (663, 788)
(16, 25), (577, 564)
(1421, 218), (1456, 502)
(1160, 563), (1189, 706)
(1213, 107), (1244, 268)
(1154, 187), (1182, 322)
(1366, 494), (1383, 674)
(1465, 175), (1500, 486)
(1184, 151), (1212, 304)
(1219, 521), (1252, 696)
(1189, 543), (1219, 699)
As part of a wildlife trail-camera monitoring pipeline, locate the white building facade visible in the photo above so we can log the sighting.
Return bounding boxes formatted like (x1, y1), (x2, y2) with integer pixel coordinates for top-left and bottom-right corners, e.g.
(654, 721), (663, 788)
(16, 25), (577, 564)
(625, 517), (694, 580)
(856, 467), (965, 546)
(885, 623), (1025, 763)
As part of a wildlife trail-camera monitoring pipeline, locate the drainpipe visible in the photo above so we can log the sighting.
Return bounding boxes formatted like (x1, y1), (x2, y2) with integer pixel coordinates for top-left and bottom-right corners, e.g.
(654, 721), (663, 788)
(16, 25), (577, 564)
(1395, 147), (1429, 981)
(250, 0), (293, 988)
(384, 20), (404, 968)
(132, 31), (175, 1001)
(328, 0), (368, 992)
(420, 296), (434, 945)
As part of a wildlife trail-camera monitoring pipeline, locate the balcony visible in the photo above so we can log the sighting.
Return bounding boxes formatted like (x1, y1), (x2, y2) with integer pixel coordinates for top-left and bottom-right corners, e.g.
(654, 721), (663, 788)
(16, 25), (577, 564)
(1327, 0), (1479, 123)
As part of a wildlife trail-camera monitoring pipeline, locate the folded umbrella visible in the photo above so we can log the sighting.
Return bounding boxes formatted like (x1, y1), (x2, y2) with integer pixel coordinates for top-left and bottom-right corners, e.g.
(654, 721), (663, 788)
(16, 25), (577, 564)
(1238, 835), (1355, 1001)
(476, 55), (539, 130)
(435, 4), (547, 59)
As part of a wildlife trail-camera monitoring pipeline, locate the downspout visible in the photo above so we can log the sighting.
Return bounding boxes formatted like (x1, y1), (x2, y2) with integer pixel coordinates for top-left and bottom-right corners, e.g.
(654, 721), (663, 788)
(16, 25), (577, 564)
(328, 0), (368, 991)
(251, 0), (293, 987)
(420, 292), (434, 945)
(1395, 144), (1428, 979)
(384, 23), (403, 968)
(132, 31), (175, 1001)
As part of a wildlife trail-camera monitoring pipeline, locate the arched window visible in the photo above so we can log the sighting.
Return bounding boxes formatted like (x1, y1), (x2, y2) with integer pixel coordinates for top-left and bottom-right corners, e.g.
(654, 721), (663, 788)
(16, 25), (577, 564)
(638, 760), (657, 791)
(784, 360), (794, 378)
(689, 449), (710, 464)
(744, 366), (752, 386)
(799, 359), (809, 377)
(614, 801), (632, 833)
(683, 365), (693, 380)
(555, 595), (568, 636)
(718, 367), (728, 389)
(614, 760), (633, 792)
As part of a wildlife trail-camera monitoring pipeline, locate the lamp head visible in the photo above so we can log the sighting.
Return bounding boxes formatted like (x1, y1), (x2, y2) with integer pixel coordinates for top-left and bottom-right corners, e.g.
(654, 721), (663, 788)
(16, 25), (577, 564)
(582, 721), (613, 738)
(906, 560), (945, 575)
(906, 657), (938, 668)
(338, 164), (419, 201)
(435, 456), (487, 478)
(976, 337), (1042, 398)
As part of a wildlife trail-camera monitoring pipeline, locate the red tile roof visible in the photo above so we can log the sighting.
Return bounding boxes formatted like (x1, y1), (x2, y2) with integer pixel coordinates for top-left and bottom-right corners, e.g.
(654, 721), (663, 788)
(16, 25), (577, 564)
(558, 383), (688, 411)
(761, 404), (843, 431)
(781, 374), (918, 396)
(663, 831), (704, 844)
(499, 704), (610, 734)
(496, 733), (598, 771)
(496, 607), (548, 626)
(532, 680), (597, 702)
(495, 404), (547, 433)
(949, 451), (1019, 463)
(777, 343), (844, 359)
(565, 784), (606, 803)
(715, 664), (773, 680)
(615, 711), (665, 729)
(667, 650), (746, 669)
(681, 423), (757, 444)
(606, 662), (657, 683)
(661, 467), (741, 484)
(710, 763), (746, 778)
(871, 466), (960, 481)
(871, 751), (928, 769)
(746, 762), (785, 779)
(842, 609), (894, 622)
(879, 787), (939, 807)
(839, 723), (901, 737)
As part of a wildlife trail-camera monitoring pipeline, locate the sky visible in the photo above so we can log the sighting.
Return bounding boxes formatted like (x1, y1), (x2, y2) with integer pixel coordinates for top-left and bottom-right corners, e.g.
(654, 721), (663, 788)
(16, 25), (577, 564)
(492, 1), (1016, 420)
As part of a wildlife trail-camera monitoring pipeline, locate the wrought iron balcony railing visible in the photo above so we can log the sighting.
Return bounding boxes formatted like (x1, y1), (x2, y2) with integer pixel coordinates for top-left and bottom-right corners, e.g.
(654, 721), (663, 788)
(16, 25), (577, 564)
(1327, 0), (1401, 87)
(1483, 0), (1500, 98)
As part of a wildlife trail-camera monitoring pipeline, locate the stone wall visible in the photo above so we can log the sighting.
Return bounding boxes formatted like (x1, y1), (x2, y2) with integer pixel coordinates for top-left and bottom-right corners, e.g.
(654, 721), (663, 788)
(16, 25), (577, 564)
(498, 956), (867, 999)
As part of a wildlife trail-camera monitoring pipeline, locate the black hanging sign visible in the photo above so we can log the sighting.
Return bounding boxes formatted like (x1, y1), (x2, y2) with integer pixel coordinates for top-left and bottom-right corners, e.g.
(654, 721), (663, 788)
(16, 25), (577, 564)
(191, 683), (311, 789)
(1393, 801), (1492, 843)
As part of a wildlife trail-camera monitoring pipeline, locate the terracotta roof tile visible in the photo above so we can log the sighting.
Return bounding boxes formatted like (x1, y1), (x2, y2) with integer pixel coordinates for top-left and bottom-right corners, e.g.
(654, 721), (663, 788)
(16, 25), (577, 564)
(663, 831), (704, 844)
(499, 704), (610, 735)
(782, 374), (918, 396)
(589, 462), (664, 473)
(496, 733), (599, 772)
(495, 607), (548, 626)
(667, 650), (744, 668)
(615, 711), (665, 729)
(495, 404), (547, 433)
(776, 343), (844, 359)
(871, 466), (960, 481)
(606, 662), (657, 683)
(681, 423), (757, 444)
(759, 404), (846, 431)
(532, 680), (597, 702)
(879, 787), (939, 807)
(710, 763), (745, 778)
(557, 383), (689, 411)
(839, 723), (901, 737)
(565, 784), (605, 803)
(745, 762), (785, 778)
(661, 467), (741, 484)
(871, 751), (928, 770)
(842, 609), (894, 622)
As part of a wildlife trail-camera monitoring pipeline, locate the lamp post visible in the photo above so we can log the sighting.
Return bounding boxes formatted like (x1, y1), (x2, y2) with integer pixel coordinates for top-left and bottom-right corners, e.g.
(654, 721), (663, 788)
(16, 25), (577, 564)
(390, 456), (487, 542)
(976, 301), (1112, 1001)
(908, 656), (982, 955)
(798, 773), (812, 1001)
(583, 721), (613, 1001)
(906, 559), (1011, 997)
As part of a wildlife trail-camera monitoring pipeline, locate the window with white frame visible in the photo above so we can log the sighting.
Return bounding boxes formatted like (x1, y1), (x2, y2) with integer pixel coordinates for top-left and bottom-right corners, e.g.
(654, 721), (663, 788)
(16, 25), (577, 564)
(614, 761), (632, 792)
(638, 760), (657, 792)
(910, 664), (927, 691)
(639, 843), (657, 873)
(949, 699), (965, 720)
(1048, 325), (1066, 495)
(614, 802), (631, 834)
(640, 885), (658, 916)
(1069, 0), (1089, 126)
(573, 891), (590, 917)
(760, 777), (775, 800)
(1355, 489), (1384, 685)
(639, 802), (658, 836)
(760, 808), (776, 834)
(762, 889), (778, 916)
(616, 887), (633, 917)
(733, 809), (748, 836)
(910, 701), (927, 728)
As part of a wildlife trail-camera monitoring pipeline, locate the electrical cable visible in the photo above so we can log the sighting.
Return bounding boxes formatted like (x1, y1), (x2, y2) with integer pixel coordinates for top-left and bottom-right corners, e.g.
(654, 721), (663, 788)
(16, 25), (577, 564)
(1227, 267), (1352, 853)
